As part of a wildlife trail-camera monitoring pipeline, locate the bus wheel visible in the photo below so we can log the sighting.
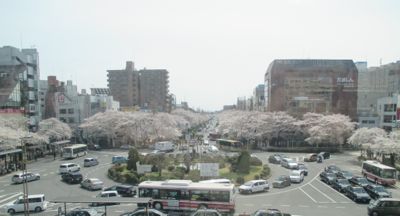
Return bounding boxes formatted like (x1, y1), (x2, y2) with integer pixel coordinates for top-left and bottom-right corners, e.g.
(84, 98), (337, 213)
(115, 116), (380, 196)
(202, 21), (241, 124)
(153, 202), (163, 210)
(198, 204), (208, 209)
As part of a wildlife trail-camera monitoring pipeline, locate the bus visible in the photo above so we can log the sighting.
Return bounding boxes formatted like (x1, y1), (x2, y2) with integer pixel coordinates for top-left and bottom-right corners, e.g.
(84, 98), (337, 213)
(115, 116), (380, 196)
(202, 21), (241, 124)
(217, 139), (243, 151)
(361, 160), (397, 186)
(63, 144), (88, 159)
(138, 180), (235, 213)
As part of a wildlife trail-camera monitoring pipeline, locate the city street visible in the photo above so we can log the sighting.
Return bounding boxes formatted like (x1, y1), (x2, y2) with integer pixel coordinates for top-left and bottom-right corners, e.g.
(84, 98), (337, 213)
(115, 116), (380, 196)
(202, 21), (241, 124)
(0, 150), (398, 216)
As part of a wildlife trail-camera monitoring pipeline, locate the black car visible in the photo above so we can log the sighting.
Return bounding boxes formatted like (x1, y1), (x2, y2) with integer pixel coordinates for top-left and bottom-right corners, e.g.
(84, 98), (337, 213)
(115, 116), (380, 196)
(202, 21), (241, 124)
(61, 172), (83, 184)
(344, 186), (371, 203)
(336, 170), (353, 180)
(364, 184), (392, 200)
(268, 154), (282, 164)
(319, 152), (330, 159)
(324, 165), (341, 174)
(331, 178), (351, 192)
(104, 184), (136, 197)
(349, 176), (371, 187)
(272, 175), (291, 188)
(320, 171), (337, 185)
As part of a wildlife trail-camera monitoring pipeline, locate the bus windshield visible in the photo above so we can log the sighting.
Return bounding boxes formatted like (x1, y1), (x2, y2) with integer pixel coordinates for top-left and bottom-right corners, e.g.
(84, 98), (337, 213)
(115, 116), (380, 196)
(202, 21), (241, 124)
(64, 148), (72, 154)
(381, 169), (396, 179)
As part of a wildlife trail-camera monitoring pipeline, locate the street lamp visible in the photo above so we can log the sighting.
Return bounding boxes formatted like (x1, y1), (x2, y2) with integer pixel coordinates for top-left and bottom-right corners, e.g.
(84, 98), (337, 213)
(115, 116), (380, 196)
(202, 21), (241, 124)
(20, 135), (32, 216)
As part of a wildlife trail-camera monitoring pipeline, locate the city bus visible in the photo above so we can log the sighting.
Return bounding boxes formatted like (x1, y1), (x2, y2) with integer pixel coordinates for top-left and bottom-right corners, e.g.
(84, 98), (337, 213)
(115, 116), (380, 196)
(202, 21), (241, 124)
(138, 180), (235, 213)
(63, 144), (88, 159)
(361, 160), (397, 186)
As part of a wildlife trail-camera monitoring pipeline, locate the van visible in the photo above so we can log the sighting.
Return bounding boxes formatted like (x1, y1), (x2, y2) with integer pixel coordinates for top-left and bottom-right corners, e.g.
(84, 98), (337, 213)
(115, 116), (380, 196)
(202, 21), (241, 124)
(59, 163), (80, 174)
(5, 194), (48, 214)
(83, 158), (99, 167)
(368, 198), (400, 216)
(112, 156), (127, 164)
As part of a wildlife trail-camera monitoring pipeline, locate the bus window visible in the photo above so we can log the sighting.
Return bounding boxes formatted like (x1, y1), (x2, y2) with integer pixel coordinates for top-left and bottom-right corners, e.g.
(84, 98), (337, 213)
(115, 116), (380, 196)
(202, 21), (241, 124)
(139, 188), (152, 197)
(382, 169), (396, 178)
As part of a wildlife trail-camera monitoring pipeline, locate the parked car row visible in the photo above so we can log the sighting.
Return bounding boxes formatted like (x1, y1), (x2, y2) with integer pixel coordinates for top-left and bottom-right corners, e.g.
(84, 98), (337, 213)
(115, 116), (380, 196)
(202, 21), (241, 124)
(320, 165), (392, 204)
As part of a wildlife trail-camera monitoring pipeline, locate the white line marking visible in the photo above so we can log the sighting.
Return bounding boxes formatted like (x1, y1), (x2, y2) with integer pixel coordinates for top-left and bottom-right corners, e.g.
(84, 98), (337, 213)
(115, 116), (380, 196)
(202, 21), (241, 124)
(309, 183), (336, 203)
(299, 188), (317, 203)
(315, 179), (354, 202)
(298, 205), (309, 208)
(0, 192), (23, 207)
(244, 204), (254, 207)
(280, 204), (290, 207)
(335, 206), (345, 208)
(43, 174), (48, 177)
(317, 205), (327, 208)
(3, 184), (8, 187)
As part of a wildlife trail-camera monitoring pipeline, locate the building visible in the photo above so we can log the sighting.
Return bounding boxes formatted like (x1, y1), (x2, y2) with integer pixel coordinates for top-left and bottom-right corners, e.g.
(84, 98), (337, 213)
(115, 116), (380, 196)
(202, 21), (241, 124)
(246, 97), (253, 111)
(138, 69), (169, 112)
(377, 94), (400, 131)
(0, 46), (40, 131)
(264, 59), (358, 120)
(223, 105), (236, 111)
(107, 61), (139, 108)
(253, 84), (265, 112)
(90, 88), (120, 115)
(236, 97), (246, 111)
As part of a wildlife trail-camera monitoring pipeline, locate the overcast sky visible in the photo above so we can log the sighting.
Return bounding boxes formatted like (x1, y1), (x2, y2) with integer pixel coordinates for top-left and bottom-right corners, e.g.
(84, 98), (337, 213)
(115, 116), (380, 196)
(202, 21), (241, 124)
(1, 0), (399, 111)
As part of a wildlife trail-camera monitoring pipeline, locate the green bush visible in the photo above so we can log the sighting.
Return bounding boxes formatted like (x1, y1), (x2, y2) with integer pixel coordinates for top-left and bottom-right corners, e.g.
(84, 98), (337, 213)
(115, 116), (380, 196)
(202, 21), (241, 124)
(260, 164), (271, 179)
(124, 172), (139, 184)
(168, 166), (175, 172)
(254, 175), (260, 180)
(172, 168), (185, 179)
(236, 176), (245, 185)
(250, 157), (263, 166)
(115, 165), (125, 172)
(187, 170), (201, 182)
(108, 168), (116, 178)
(237, 151), (251, 174)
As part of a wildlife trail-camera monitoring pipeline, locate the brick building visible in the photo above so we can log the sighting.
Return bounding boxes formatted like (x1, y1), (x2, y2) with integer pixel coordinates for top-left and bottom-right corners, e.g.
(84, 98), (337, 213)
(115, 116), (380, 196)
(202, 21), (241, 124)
(264, 59), (358, 120)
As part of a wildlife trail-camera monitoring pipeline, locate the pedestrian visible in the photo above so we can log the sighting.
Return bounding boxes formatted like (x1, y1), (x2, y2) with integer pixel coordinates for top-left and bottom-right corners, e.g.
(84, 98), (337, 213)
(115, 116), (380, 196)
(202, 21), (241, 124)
(53, 151), (56, 160)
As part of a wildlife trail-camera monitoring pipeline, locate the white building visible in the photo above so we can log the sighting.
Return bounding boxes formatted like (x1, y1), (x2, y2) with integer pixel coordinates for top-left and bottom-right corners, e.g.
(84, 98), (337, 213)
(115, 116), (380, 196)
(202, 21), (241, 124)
(90, 88), (120, 115)
(377, 94), (400, 131)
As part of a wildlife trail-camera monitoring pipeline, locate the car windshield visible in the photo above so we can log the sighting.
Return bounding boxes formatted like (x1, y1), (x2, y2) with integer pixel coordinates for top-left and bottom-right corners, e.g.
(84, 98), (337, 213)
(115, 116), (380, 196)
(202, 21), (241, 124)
(353, 188), (365, 193)
(278, 176), (286, 181)
(338, 179), (349, 184)
(291, 172), (300, 176)
(357, 178), (368, 184)
(244, 182), (253, 186)
(374, 186), (386, 192)
(342, 171), (352, 177)
(327, 173), (336, 178)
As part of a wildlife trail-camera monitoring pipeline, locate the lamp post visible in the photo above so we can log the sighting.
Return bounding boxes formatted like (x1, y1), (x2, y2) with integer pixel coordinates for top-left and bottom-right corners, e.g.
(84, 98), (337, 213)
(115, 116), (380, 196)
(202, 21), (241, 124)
(20, 135), (32, 216)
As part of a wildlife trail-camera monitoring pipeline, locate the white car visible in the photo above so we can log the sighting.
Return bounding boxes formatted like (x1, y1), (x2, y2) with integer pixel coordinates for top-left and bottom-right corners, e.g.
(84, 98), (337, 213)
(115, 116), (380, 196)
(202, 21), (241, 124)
(12, 172), (40, 184)
(5, 194), (48, 214)
(81, 178), (104, 191)
(281, 158), (298, 169)
(238, 180), (269, 194)
(59, 163), (80, 174)
(121, 208), (167, 216)
(91, 191), (120, 206)
(289, 170), (304, 183)
(84, 158), (99, 167)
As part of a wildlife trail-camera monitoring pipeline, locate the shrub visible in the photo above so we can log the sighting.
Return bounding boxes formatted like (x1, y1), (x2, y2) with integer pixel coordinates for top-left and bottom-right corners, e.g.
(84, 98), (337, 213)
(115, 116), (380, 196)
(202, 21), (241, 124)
(187, 170), (201, 182)
(237, 151), (251, 174)
(236, 176), (245, 185)
(254, 175), (260, 180)
(172, 168), (185, 179)
(250, 157), (263, 166)
(108, 168), (116, 178)
(115, 165), (125, 172)
(168, 165), (175, 172)
(124, 172), (139, 184)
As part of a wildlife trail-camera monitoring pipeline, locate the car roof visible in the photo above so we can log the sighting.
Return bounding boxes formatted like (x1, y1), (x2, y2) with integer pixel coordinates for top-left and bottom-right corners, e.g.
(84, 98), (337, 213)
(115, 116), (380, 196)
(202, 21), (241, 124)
(19, 194), (45, 199)
(290, 170), (302, 174)
(101, 190), (118, 194)
(247, 180), (266, 183)
(378, 198), (400, 201)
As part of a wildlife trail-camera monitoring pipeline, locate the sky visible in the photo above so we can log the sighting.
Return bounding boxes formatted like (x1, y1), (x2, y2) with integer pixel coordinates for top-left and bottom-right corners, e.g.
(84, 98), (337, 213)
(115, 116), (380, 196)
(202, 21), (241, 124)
(1, 0), (399, 111)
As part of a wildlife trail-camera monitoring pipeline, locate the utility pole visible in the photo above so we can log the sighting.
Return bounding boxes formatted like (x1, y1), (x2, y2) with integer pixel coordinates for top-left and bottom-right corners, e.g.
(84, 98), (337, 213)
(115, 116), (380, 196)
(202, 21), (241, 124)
(21, 137), (30, 216)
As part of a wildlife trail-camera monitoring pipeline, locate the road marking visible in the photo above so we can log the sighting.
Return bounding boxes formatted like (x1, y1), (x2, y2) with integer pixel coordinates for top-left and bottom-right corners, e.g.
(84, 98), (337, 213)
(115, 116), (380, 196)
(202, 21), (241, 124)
(317, 205), (327, 208)
(244, 203), (254, 207)
(43, 174), (48, 177)
(315, 179), (353, 202)
(3, 184), (8, 187)
(298, 205), (309, 208)
(299, 188), (317, 203)
(335, 206), (345, 208)
(309, 183), (336, 203)
(262, 204), (272, 207)
(0, 192), (23, 207)
(280, 204), (290, 207)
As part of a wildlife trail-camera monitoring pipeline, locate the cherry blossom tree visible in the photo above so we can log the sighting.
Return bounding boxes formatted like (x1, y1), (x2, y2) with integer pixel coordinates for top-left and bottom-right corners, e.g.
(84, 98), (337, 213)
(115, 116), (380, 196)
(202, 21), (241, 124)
(37, 118), (72, 142)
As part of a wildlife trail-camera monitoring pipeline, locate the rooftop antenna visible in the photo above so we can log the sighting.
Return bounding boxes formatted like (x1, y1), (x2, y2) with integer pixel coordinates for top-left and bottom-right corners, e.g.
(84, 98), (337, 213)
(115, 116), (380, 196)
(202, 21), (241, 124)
(380, 58), (382, 66)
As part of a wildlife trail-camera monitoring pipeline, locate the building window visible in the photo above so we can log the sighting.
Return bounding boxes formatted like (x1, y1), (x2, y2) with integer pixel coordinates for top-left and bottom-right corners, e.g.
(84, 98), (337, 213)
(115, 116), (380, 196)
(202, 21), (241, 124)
(68, 117), (75, 123)
(383, 115), (395, 123)
(60, 109), (66, 114)
(60, 117), (66, 122)
(361, 120), (368, 124)
(68, 108), (74, 114)
(368, 120), (375, 124)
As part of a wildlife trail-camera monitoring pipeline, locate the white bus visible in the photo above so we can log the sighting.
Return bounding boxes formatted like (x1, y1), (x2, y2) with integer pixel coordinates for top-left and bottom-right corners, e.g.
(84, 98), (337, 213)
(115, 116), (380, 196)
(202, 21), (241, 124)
(63, 144), (88, 159)
(361, 160), (397, 186)
(138, 180), (235, 213)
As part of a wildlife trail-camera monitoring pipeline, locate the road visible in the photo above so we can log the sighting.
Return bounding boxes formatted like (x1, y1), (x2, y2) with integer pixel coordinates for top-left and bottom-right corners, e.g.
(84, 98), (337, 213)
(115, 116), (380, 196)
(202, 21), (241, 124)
(0, 150), (398, 216)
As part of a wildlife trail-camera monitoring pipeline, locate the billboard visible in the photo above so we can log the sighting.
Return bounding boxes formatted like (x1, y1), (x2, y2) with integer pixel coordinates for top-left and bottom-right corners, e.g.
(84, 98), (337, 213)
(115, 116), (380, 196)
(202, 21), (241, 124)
(199, 163), (219, 177)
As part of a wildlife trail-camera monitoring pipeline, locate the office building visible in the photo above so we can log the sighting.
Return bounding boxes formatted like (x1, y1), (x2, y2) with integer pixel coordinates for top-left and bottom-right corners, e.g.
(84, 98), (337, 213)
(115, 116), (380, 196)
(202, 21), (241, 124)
(107, 61), (139, 107)
(90, 88), (120, 115)
(264, 59), (358, 120)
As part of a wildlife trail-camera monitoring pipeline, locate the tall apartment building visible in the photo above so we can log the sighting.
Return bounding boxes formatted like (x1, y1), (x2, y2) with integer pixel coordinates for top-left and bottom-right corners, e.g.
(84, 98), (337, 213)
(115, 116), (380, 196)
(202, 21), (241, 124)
(264, 59), (358, 120)
(138, 69), (169, 112)
(107, 61), (139, 107)
(107, 61), (170, 112)
(253, 84), (265, 112)
(236, 97), (246, 110)
(0, 46), (40, 131)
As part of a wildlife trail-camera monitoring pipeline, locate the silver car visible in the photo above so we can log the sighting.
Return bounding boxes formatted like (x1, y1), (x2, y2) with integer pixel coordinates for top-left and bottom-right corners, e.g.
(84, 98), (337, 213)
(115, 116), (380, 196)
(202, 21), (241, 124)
(12, 172), (40, 184)
(84, 158), (99, 167)
(81, 178), (104, 190)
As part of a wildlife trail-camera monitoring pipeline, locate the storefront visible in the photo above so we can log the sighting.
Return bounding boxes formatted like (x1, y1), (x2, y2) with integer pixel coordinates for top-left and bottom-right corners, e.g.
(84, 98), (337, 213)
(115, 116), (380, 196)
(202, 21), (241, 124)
(0, 149), (22, 175)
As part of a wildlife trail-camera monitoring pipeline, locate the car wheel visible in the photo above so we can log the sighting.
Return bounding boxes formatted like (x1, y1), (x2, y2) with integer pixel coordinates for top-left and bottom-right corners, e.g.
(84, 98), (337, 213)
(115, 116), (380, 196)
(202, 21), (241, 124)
(35, 207), (42, 212)
(153, 202), (163, 210)
(198, 204), (208, 209)
(371, 211), (379, 216)
(36, 176), (40, 180)
(8, 209), (15, 214)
